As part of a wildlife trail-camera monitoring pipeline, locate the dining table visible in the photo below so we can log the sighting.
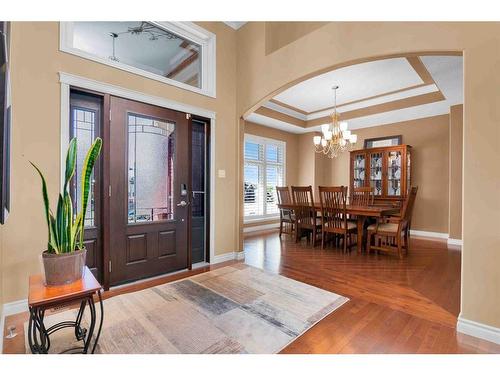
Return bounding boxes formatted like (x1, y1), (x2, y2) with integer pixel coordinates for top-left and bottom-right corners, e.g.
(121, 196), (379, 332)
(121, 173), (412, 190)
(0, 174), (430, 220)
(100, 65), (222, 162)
(277, 203), (400, 253)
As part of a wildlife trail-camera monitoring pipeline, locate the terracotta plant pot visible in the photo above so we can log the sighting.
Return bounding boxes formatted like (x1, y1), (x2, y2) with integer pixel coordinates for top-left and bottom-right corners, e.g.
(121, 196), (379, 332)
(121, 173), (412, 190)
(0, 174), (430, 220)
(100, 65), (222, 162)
(41, 248), (87, 286)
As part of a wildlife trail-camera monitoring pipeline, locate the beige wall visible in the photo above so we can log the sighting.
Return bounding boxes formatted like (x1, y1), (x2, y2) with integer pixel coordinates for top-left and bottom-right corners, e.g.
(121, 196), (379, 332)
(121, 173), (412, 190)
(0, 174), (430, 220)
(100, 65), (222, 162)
(449, 105), (463, 240)
(294, 133), (333, 202)
(322, 115), (450, 234)
(265, 22), (328, 55)
(297, 134), (315, 187)
(236, 22), (500, 329)
(0, 21), (238, 304)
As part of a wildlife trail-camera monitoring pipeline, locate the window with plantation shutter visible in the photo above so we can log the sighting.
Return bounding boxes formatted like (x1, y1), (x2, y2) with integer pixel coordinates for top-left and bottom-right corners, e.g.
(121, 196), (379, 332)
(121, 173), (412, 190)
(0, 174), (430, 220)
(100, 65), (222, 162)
(244, 135), (286, 220)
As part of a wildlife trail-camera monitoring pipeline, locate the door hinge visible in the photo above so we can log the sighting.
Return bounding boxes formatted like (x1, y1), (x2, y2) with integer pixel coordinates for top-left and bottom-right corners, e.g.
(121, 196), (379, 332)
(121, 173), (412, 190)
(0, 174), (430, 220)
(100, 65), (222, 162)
(108, 185), (112, 197)
(108, 260), (112, 273)
(109, 108), (112, 122)
(186, 113), (191, 120)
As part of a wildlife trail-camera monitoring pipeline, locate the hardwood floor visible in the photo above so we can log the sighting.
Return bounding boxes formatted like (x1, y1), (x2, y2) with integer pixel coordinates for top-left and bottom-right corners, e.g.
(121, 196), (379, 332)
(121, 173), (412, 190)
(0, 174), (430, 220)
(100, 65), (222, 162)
(244, 232), (500, 353)
(3, 232), (500, 354)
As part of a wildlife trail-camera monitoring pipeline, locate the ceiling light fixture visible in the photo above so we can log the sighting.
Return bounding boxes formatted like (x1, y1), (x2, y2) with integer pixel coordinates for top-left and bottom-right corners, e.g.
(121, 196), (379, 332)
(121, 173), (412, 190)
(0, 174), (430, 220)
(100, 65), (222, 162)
(313, 86), (357, 158)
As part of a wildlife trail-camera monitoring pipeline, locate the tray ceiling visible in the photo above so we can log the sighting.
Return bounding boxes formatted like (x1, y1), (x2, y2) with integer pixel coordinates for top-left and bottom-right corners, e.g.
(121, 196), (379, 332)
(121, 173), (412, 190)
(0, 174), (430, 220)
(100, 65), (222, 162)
(245, 55), (463, 134)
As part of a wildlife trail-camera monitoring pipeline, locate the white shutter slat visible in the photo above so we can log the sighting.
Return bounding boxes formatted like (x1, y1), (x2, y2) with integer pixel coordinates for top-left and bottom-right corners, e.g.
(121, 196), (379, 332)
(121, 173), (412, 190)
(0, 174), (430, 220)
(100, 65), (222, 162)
(244, 135), (285, 220)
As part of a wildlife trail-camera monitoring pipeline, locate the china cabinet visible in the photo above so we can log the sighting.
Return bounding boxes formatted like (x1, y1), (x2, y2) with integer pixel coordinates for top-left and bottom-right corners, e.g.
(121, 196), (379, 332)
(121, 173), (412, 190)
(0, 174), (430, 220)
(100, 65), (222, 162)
(349, 145), (412, 205)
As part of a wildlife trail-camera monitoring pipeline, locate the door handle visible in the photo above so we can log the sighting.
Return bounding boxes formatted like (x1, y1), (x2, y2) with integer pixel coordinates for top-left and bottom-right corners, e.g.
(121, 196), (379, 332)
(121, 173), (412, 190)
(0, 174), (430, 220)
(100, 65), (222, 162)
(177, 200), (189, 207)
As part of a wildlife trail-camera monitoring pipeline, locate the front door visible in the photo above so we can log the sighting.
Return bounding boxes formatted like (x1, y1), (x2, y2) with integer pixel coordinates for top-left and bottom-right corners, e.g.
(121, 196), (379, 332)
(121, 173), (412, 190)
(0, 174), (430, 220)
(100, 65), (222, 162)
(109, 96), (190, 285)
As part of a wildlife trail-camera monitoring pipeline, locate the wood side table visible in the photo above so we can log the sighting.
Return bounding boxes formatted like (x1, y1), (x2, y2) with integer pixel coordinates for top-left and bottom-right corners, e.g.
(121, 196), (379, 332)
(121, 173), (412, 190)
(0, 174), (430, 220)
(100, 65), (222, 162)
(27, 266), (104, 354)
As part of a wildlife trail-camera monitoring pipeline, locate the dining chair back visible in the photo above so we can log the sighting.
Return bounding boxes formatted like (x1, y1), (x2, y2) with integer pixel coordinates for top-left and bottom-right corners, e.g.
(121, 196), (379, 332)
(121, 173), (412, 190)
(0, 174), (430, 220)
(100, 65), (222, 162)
(318, 186), (357, 252)
(319, 186), (347, 230)
(350, 187), (374, 206)
(276, 186), (293, 205)
(276, 186), (295, 237)
(291, 185), (314, 207)
(291, 186), (321, 245)
(401, 186), (418, 225)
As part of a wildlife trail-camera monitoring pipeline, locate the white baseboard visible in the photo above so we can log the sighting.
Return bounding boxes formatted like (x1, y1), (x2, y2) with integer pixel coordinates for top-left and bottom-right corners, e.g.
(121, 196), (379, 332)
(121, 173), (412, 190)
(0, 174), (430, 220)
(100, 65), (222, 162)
(211, 251), (245, 264)
(1, 299), (28, 354)
(457, 315), (500, 345)
(410, 229), (449, 239)
(243, 222), (280, 233)
(409, 230), (463, 248)
(447, 238), (463, 246)
(3, 299), (28, 317)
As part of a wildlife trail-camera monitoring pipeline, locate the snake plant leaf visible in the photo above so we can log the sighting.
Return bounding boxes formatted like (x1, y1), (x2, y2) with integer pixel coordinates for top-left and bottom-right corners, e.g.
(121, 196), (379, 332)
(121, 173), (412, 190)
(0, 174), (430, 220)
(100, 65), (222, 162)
(71, 213), (82, 251)
(56, 194), (67, 253)
(49, 214), (59, 254)
(63, 138), (77, 194)
(79, 137), (102, 247)
(64, 192), (73, 253)
(47, 212), (58, 253)
(30, 162), (54, 252)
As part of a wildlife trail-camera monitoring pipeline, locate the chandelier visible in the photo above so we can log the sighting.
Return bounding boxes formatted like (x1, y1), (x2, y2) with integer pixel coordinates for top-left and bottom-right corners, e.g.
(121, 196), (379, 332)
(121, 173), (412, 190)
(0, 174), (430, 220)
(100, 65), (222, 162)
(313, 86), (357, 158)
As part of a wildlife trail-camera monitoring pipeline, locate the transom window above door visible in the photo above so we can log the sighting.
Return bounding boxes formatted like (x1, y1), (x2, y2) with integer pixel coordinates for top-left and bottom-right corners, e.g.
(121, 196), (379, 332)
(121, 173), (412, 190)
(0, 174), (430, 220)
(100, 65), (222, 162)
(60, 22), (216, 97)
(244, 135), (286, 221)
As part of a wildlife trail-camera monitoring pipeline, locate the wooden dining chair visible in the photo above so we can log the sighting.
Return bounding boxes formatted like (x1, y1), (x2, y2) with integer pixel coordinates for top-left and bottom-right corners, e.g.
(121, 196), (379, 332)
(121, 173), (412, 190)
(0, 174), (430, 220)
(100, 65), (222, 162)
(350, 186), (374, 206)
(318, 186), (357, 253)
(348, 186), (375, 246)
(291, 185), (321, 246)
(367, 186), (418, 258)
(349, 186), (374, 220)
(276, 186), (295, 237)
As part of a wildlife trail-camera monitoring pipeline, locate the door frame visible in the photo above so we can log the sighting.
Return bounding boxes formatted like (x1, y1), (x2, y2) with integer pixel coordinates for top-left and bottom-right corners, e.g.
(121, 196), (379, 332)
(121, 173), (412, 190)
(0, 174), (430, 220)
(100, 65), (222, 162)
(58, 72), (216, 289)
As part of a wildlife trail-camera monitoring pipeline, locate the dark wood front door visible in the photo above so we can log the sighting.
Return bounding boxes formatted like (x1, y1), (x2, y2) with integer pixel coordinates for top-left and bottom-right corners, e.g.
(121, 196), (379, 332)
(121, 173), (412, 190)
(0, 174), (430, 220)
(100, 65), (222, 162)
(109, 96), (190, 285)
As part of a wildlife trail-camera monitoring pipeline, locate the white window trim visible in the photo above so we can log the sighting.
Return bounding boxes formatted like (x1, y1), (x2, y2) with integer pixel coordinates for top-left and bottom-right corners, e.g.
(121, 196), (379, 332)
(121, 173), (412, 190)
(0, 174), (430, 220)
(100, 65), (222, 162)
(243, 134), (286, 223)
(59, 22), (216, 98)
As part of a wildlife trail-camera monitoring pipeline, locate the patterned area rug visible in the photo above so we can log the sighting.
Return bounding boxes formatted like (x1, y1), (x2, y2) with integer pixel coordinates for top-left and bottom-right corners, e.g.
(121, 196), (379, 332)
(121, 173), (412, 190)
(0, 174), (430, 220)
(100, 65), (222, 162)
(26, 264), (348, 354)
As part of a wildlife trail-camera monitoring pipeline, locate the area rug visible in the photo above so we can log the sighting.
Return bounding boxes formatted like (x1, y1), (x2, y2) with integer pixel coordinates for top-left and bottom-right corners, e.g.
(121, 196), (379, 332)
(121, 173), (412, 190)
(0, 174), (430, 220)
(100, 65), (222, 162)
(25, 264), (348, 354)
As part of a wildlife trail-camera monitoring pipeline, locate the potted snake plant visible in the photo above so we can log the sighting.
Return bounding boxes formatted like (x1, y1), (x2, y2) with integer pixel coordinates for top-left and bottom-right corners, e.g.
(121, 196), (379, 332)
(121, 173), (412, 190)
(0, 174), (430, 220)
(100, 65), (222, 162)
(31, 137), (102, 286)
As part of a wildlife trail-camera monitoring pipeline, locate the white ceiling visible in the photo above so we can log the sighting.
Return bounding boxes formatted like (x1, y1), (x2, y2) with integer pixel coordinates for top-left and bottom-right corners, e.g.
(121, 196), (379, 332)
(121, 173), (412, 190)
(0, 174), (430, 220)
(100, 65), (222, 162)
(249, 55), (463, 133)
(273, 58), (423, 113)
(421, 56), (463, 105)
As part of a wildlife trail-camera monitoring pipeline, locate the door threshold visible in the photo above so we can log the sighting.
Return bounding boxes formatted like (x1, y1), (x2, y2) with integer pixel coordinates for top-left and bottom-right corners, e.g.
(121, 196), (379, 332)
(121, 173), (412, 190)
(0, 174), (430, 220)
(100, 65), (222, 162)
(109, 268), (190, 291)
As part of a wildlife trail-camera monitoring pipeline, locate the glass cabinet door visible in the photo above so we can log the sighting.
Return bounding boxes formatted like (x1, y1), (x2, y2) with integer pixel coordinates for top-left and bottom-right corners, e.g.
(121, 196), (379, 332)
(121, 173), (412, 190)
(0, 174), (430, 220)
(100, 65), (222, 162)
(369, 151), (383, 196)
(353, 154), (366, 188)
(387, 150), (402, 196)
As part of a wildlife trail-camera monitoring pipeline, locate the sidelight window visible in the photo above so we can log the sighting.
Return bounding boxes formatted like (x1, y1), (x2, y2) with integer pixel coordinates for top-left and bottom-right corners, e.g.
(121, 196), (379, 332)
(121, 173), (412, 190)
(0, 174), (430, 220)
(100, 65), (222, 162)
(70, 91), (102, 228)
